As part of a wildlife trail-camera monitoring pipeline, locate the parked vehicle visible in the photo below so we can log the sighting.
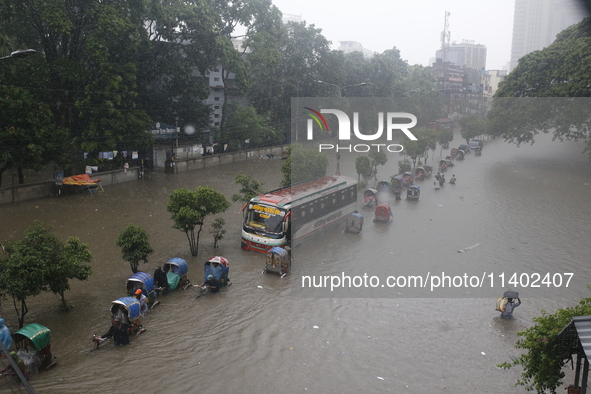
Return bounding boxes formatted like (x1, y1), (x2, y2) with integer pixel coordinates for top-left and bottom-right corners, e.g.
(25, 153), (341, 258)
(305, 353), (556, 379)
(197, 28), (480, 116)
(407, 185), (420, 201)
(374, 203), (393, 223)
(263, 247), (291, 278)
(14, 323), (57, 374)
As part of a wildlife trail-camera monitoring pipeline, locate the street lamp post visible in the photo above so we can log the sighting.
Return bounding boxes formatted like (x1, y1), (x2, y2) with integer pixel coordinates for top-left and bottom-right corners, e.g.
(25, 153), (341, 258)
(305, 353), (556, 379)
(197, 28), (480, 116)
(0, 49), (37, 61)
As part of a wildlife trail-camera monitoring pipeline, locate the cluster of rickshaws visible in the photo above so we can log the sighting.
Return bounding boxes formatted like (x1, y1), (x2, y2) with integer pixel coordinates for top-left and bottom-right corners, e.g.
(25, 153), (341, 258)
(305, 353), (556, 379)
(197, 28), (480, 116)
(93, 256), (233, 350)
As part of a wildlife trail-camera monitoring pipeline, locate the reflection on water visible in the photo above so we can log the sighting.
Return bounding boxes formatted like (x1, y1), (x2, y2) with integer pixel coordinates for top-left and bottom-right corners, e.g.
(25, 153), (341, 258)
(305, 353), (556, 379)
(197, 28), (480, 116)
(0, 135), (590, 393)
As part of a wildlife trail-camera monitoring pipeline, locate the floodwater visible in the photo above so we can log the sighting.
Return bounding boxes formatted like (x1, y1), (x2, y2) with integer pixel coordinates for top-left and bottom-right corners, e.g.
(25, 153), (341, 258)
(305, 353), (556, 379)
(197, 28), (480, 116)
(0, 134), (590, 393)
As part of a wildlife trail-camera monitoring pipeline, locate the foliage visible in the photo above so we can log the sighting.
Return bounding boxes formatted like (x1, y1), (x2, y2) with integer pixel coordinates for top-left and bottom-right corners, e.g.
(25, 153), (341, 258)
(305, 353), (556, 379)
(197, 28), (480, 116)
(459, 115), (487, 143)
(232, 174), (263, 204)
(210, 218), (227, 249)
(0, 221), (92, 325)
(222, 105), (280, 150)
(116, 224), (154, 274)
(167, 187), (230, 256)
(498, 297), (591, 393)
(281, 144), (328, 186)
(438, 128), (455, 150)
(398, 160), (411, 174)
(490, 17), (591, 158)
(355, 155), (372, 183)
(368, 151), (388, 179)
(0, 86), (68, 186)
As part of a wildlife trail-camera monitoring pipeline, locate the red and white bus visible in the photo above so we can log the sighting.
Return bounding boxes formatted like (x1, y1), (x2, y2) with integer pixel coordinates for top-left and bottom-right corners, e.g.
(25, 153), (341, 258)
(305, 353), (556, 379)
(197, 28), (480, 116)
(241, 175), (358, 252)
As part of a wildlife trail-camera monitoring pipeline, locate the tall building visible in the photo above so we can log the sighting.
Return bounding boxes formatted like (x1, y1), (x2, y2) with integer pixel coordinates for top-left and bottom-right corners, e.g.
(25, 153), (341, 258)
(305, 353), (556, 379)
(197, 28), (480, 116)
(435, 40), (487, 70)
(509, 0), (587, 71)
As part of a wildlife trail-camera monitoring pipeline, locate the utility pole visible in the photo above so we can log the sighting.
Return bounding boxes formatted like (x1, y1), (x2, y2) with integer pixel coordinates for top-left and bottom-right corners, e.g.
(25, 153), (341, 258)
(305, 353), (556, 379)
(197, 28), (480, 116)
(441, 11), (451, 63)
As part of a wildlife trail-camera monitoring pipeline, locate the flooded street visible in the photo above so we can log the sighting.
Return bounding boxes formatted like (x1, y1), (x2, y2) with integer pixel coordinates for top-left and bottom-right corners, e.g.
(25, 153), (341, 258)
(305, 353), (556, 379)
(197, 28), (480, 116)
(1, 134), (590, 393)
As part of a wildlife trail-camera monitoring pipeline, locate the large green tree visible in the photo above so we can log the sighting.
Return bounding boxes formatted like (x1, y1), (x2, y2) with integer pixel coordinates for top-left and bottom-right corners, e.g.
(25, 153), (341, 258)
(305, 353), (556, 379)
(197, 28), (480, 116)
(0, 0), (222, 173)
(222, 104), (280, 150)
(489, 16), (591, 157)
(167, 187), (230, 256)
(0, 86), (68, 186)
(0, 221), (92, 325)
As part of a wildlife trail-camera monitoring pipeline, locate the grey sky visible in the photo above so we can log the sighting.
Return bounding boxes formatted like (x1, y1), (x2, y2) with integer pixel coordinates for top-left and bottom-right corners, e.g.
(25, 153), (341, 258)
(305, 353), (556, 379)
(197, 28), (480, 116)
(271, 0), (515, 70)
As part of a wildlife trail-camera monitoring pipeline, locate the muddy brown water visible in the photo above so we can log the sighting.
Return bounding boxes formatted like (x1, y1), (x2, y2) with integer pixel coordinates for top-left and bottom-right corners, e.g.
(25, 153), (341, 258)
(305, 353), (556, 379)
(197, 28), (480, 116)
(0, 135), (590, 393)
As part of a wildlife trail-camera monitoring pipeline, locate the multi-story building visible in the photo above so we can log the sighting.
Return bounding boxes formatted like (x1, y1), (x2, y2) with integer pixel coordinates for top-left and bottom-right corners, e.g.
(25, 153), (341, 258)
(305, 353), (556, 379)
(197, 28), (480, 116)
(435, 40), (487, 70)
(337, 41), (374, 58)
(509, 0), (587, 71)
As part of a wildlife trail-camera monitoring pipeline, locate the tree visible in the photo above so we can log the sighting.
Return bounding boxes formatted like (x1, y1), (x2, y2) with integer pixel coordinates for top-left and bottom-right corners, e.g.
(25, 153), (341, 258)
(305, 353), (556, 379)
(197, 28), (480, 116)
(45, 236), (92, 311)
(355, 155), (372, 184)
(438, 128), (455, 155)
(222, 105), (280, 150)
(0, 86), (68, 186)
(281, 144), (328, 186)
(490, 17), (591, 158)
(210, 218), (227, 249)
(0, 221), (92, 326)
(498, 297), (591, 393)
(167, 187), (231, 256)
(116, 224), (154, 274)
(459, 115), (487, 143)
(368, 151), (387, 180)
(232, 174), (263, 204)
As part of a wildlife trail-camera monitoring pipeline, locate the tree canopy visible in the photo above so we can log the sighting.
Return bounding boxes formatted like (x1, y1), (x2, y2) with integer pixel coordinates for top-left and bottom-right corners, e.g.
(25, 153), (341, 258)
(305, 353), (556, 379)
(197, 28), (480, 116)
(489, 17), (591, 158)
(167, 186), (230, 256)
(116, 224), (154, 274)
(0, 221), (92, 326)
(280, 143), (328, 186)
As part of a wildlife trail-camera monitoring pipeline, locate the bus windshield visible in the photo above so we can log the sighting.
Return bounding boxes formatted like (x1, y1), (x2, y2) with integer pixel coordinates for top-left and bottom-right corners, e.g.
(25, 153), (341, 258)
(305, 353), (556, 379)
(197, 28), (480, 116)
(244, 203), (286, 235)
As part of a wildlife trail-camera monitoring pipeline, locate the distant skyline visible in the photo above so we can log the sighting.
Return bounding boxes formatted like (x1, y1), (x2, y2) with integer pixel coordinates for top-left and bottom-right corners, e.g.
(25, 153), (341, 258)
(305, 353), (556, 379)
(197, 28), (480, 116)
(271, 0), (516, 70)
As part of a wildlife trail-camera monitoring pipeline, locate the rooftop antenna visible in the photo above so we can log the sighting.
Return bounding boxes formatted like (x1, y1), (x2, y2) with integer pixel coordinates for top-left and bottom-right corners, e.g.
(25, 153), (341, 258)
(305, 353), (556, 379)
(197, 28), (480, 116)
(440, 11), (451, 62)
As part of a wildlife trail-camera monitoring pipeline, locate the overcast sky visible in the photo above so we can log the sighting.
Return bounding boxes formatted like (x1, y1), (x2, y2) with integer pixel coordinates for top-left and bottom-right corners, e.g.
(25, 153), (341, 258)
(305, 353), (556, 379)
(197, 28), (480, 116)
(270, 0), (515, 70)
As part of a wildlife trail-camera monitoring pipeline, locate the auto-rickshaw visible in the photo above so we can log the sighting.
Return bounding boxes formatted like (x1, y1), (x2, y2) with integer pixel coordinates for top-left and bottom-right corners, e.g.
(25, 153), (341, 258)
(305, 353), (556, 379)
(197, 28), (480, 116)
(344, 211), (364, 234)
(374, 203), (393, 223)
(14, 323), (57, 374)
(407, 185), (420, 201)
(263, 247), (291, 278)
